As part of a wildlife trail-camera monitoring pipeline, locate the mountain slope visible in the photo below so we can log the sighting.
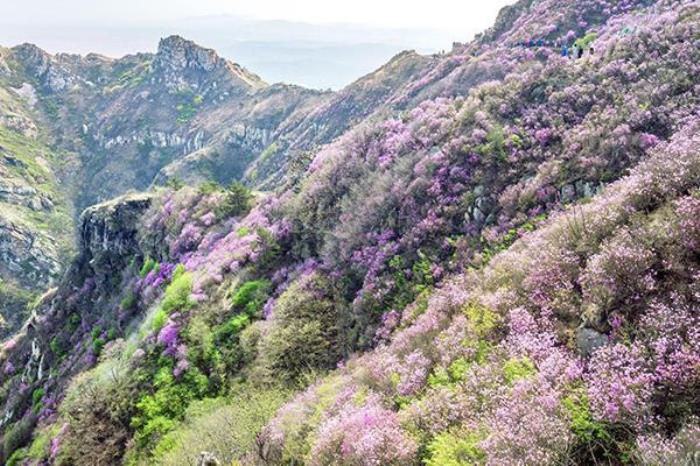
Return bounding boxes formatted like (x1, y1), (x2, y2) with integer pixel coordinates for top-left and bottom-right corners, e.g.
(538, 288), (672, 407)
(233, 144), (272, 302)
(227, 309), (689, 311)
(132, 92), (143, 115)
(0, 35), (435, 323)
(0, 52), (78, 339)
(0, 0), (699, 464)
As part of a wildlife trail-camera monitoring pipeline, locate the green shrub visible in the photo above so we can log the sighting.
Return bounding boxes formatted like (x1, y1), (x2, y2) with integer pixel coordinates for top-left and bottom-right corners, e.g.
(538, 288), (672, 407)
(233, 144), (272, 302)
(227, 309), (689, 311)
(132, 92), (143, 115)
(59, 365), (137, 465)
(165, 177), (184, 190)
(562, 391), (610, 443)
(215, 182), (253, 218)
(121, 292), (137, 310)
(502, 357), (536, 385)
(476, 126), (507, 162)
(230, 279), (271, 316)
(256, 277), (342, 384)
(139, 257), (158, 278)
(216, 314), (250, 339)
(159, 265), (193, 315)
(24, 424), (59, 462)
(92, 338), (106, 356)
(131, 368), (210, 451)
(6, 448), (28, 466)
(253, 228), (281, 271)
(3, 415), (36, 460)
(152, 309), (168, 333)
(384, 253), (435, 314)
(209, 311), (256, 374)
(32, 388), (45, 407)
(429, 357), (471, 387)
(175, 92), (202, 124)
(68, 313), (81, 331)
(198, 180), (221, 195)
(150, 388), (289, 465)
(425, 429), (486, 466)
(464, 303), (500, 337)
(50, 336), (64, 358)
(575, 32), (598, 49)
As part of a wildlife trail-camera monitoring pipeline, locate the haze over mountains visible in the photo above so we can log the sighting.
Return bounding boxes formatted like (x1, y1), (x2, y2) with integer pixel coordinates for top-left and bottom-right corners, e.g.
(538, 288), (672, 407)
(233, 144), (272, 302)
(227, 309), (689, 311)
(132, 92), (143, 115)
(0, 0), (699, 464)
(0, 15), (455, 90)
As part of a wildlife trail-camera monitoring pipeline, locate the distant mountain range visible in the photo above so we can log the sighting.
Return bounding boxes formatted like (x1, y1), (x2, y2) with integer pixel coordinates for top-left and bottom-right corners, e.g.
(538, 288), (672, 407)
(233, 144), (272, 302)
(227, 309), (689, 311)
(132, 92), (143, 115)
(0, 15), (452, 89)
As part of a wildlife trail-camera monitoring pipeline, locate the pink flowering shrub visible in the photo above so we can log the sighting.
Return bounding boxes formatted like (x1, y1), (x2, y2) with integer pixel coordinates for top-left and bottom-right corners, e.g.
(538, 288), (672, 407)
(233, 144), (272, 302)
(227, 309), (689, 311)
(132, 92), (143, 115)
(580, 228), (657, 321)
(635, 422), (700, 465)
(480, 380), (572, 465)
(310, 399), (418, 466)
(587, 343), (655, 425)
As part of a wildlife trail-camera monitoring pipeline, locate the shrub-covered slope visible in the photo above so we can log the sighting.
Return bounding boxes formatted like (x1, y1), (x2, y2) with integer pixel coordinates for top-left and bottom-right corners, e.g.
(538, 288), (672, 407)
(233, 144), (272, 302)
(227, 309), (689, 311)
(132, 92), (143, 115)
(0, 0), (699, 464)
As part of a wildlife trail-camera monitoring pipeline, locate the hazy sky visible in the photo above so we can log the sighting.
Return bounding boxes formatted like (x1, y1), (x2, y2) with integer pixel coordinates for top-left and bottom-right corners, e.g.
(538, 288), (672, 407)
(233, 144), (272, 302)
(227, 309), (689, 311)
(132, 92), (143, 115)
(1, 0), (511, 35)
(0, 0), (513, 89)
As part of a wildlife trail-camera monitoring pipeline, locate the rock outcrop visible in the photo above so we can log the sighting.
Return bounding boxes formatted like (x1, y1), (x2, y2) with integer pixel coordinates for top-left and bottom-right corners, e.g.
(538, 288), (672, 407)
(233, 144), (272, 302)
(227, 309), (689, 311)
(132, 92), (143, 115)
(77, 193), (153, 286)
(151, 35), (266, 95)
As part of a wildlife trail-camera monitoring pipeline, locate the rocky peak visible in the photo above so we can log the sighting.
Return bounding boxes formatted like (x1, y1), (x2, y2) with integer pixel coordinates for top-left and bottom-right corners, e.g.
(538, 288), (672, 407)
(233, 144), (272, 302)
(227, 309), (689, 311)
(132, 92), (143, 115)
(151, 35), (266, 93)
(153, 35), (224, 74)
(10, 43), (81, 93)
(10, 43), (52, 77)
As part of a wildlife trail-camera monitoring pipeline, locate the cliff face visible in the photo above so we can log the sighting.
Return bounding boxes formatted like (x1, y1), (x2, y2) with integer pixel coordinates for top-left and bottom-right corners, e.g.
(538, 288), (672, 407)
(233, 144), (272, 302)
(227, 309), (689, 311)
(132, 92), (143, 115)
(77, 193), (154, 286)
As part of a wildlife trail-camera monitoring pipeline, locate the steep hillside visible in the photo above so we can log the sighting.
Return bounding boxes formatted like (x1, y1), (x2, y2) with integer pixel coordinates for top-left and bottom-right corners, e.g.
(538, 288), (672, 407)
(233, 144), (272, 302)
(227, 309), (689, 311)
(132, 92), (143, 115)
(0, 0), (699, 465)
(0, 48), (78, 339)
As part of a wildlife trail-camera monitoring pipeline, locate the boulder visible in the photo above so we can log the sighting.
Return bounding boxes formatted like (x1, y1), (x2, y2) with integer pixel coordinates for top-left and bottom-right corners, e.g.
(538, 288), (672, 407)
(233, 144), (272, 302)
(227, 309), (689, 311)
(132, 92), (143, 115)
(575, 327), (608, 356)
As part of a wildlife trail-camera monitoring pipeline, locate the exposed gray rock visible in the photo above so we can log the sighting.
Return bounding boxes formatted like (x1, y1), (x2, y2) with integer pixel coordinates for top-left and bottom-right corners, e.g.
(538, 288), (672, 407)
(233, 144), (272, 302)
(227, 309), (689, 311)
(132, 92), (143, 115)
(10, 44), (78, 93)
(576, 327), (608, 356)
(0, 114), (37, 138)
(0, 217), (60, 287)
(0, 180), (53, 211)
(150, 35), (264, 94)
(560, 183), (576, 203)
(154, 35), (223, 74)
(12, 83), (39, 107)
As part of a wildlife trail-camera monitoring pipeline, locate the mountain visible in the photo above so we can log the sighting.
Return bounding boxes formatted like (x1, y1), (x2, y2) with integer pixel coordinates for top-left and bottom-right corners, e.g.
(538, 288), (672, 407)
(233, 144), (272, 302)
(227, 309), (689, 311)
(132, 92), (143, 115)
(0, 16), (452, 90)
(0, 0), (699, 464)
(0, 34), (434, 337)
